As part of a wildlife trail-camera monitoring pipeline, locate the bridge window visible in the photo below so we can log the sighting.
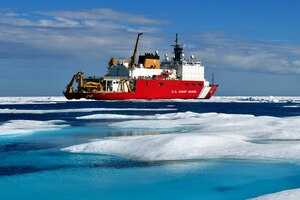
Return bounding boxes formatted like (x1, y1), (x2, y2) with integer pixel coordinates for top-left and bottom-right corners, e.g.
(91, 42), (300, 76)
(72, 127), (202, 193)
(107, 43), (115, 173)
(198, 84), (202, 87)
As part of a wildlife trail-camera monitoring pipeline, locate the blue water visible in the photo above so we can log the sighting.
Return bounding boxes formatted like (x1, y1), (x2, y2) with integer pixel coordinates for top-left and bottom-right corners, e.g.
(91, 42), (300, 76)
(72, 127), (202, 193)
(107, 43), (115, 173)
(0, 99), (300, 199)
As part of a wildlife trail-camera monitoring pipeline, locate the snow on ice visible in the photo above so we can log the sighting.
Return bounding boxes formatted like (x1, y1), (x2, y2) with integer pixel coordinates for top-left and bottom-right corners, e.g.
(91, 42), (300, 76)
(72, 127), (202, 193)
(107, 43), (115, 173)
(250, 188), (300, 200)
(63, 112), (300, 162)
(0, 120), (69, 136)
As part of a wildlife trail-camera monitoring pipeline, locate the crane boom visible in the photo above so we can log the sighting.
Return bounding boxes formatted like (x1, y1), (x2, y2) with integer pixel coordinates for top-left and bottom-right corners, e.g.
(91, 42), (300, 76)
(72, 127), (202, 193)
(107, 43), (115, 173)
(130, 32), (143, 67)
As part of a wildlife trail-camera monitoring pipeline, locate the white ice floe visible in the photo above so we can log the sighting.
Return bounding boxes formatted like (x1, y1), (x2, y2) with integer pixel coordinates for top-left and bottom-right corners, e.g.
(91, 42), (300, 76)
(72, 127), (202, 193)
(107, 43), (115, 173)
(62, 133), (300, 161)
(63, 112), (300, 162)
(250, 188), (300, 200)
(110, 112), (300, 140)
(1, 96), (300, 104)
(76, 112), (187, 120)
(0, 120), (69, 136)
(0, 96), (71, 105)
(0, 107), (176, 114)
(284, 105), (300, 108)
(138, 96), (300, 103)
(77, 114), (143, 119)
(206, 96), (300, 103)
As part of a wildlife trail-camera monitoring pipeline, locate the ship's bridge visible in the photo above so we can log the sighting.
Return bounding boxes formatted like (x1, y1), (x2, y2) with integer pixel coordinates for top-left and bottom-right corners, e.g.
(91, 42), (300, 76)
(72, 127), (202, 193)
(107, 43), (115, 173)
(179, 60), (205, 81)
(161, 59), (205, 81)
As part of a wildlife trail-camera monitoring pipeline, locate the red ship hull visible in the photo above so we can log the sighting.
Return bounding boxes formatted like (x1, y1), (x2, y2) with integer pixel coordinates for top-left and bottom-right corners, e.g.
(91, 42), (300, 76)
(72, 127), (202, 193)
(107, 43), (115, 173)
(64, 79), (218, 100)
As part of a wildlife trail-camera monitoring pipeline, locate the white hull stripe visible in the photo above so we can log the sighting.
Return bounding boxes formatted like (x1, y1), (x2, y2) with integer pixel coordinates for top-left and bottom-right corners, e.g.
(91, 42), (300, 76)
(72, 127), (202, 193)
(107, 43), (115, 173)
(198, 86), (211, 99)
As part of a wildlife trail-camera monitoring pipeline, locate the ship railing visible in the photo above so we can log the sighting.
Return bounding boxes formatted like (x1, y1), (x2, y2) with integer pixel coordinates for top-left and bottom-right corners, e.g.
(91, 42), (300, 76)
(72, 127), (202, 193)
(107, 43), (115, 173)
(104, 76), (129, 80)
(86, 76), (103, 79)
(182, 61), (202, 65)
(136, 76), (177, 81)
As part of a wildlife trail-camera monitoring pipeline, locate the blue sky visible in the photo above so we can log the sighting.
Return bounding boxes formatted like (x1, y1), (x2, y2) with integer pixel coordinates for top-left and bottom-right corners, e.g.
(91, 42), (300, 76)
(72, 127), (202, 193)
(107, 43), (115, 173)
(0, 0), (299, 96)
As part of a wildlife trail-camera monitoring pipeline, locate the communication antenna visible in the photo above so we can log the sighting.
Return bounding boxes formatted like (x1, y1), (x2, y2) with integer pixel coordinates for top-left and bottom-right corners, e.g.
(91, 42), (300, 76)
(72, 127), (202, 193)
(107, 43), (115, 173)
(212, 73), (215, 85)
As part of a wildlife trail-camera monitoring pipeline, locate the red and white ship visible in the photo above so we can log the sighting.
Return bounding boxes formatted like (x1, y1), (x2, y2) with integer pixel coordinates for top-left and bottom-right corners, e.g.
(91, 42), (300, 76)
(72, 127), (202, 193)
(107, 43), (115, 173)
(64, 33), (218, 100)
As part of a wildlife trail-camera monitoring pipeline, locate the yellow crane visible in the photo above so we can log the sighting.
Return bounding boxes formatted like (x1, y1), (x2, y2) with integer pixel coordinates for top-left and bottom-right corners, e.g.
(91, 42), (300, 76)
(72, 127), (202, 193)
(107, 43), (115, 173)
(65, 72), (84, 93)
(129, 32), (143, 67)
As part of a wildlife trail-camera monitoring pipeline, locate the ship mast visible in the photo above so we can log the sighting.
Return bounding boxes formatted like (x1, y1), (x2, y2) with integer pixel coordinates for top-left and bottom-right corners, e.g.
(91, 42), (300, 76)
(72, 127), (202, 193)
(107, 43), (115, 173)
(173, 33), (183, 62)
(130, 32), (143, 67)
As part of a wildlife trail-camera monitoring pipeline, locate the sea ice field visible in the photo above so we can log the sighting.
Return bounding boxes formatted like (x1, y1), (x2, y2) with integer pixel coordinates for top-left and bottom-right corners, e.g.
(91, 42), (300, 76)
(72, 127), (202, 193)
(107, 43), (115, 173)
(0, 96), (300, 200)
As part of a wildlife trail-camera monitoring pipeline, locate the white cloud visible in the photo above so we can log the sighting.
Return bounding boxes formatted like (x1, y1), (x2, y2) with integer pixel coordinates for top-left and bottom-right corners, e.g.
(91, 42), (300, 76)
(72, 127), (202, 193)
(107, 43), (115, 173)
(1, 8), (300, 75)
(292, 60), (300, 66)
(189, 33), (300, 74)
(0, 8), (164, 62)
(36, 8), (170, 25)
(0, 17), (35, 26)
(35, 17), (80, 27)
